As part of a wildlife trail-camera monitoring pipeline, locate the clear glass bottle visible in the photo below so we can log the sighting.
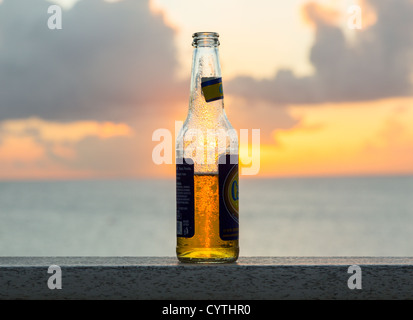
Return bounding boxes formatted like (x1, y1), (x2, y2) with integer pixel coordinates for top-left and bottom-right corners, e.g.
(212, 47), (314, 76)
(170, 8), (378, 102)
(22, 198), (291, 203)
(176, 32), (239, 263)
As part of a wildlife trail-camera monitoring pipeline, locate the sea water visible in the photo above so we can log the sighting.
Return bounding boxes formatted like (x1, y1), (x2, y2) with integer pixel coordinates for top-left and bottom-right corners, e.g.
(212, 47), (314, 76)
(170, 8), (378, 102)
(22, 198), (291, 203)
(0, 176), (412, 256)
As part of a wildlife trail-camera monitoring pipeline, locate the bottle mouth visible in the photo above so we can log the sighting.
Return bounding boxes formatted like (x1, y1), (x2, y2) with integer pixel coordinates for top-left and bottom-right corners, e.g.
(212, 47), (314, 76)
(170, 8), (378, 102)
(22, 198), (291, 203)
(192, 32), (220, 47)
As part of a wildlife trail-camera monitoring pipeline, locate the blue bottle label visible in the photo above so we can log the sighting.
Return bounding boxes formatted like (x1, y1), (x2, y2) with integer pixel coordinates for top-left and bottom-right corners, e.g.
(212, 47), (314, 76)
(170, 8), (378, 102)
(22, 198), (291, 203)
(219, 154), (239, 241)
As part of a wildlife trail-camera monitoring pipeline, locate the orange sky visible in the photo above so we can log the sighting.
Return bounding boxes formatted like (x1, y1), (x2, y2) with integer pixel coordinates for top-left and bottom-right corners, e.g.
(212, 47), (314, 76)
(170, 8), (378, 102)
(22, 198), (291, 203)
(1, 96), (413, 180)
(258, 97), (413, 177)
(0, 0), (412, 180)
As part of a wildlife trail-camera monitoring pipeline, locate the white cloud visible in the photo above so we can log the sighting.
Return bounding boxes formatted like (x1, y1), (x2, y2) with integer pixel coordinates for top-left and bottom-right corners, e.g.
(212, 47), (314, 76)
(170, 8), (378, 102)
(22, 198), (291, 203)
(227, 0), (413, 105)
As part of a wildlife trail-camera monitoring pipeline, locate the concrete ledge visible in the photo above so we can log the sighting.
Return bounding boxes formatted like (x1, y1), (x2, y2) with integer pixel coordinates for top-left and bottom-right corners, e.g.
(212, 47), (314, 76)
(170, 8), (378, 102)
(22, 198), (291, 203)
(1, 257), (413, 300)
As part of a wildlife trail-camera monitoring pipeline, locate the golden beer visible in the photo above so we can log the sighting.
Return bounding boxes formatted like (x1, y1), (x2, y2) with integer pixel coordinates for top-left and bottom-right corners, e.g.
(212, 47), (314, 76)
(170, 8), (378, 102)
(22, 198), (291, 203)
(177, 174), (239, 262)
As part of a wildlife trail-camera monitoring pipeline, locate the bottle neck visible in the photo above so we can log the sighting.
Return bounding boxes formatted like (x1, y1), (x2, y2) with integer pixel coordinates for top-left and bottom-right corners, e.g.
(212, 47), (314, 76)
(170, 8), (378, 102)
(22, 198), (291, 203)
(188, 44), (224, 121)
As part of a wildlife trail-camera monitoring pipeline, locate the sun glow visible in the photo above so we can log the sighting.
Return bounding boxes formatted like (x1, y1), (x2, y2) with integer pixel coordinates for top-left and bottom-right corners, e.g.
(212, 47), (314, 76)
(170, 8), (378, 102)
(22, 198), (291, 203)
(259, 97), (413, 177)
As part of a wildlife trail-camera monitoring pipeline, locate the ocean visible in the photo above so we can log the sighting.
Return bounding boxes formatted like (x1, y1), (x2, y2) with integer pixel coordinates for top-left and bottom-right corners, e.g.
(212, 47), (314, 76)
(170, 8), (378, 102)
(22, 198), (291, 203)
(0, 176), (412, 257)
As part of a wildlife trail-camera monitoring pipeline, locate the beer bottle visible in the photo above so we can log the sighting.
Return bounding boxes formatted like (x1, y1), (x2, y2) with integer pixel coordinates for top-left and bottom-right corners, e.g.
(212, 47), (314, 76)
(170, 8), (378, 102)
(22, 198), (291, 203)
(176, 32), (239, 263)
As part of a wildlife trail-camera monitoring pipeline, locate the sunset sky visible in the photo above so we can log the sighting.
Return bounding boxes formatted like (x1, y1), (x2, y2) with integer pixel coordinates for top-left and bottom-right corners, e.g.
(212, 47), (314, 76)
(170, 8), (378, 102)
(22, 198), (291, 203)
(0, 0), (412, 179)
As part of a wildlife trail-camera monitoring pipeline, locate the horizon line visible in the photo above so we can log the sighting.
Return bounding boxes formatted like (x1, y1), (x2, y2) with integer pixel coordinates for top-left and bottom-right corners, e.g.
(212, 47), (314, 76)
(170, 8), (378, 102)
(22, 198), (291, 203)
(1, 172), (413, 183)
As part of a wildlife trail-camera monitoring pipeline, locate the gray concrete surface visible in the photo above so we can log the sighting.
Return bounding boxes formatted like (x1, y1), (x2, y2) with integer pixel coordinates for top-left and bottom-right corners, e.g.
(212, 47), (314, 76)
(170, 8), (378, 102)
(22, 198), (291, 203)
(1, 257), (412, 299)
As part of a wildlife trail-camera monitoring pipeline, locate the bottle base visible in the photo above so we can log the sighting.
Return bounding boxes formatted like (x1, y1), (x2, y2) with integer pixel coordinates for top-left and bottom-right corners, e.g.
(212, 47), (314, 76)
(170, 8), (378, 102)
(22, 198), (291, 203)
(176, 247), (239, 264)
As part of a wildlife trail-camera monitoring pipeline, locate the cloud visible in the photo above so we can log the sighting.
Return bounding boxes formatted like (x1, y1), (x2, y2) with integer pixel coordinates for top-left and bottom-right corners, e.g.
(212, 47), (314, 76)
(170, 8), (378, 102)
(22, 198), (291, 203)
(227, 0), (413, 105)
(363, 112), (413, 158)
(0, 117), (133, 142)
(301, 1), (341, 28)
(0, 117), (135, 174)
(0, 0), (186, 122)
(224, 95), (299, 144)
(0, 135), (44, 163)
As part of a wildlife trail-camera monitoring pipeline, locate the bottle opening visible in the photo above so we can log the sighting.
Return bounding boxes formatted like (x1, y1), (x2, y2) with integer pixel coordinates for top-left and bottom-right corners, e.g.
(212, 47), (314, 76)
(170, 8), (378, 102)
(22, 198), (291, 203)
(192, 32), (220, 47)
